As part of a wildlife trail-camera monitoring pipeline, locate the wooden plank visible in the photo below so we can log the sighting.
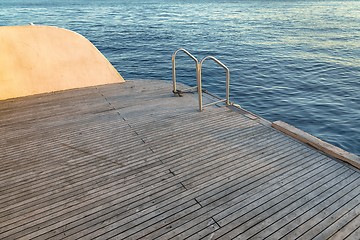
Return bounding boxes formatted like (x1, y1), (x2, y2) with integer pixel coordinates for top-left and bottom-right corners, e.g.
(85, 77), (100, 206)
(2, 127), (280, 236)
(206, 165), (348, 239)
(157, 218), (218, 240)
(327, 214), (360, 240)
(239, 172), (360, 239)
(156, 125), (269, 160)
(296, 185), (360, 240)
(152, 124), (269, 164)
(131, 154), (335, 240)
(61, 137), (299, 239)
(182, 139), (302, 189)
(312, 203), (360, 240)
(197, 150), (323, 206)
(124, 150), (328, 239)
(85, 200), (200, 240)
(171, 128), (281, 176)
(36, 184), (187, 239)
(0, 134), (143, 183)
(0, 157), (172, 224)
(213, 160), (341, 226)
(272, 120), (360, 169)
(59, 135), (290, 238)
(1, 80), (359, 240)
(0, 129), (144, 175)
(138, 114), (257, 145)
(343, 226), (360, 240)
(166, 219), (220, 240)
(0, 173), (176, 239)
(0, 147), (158, 207)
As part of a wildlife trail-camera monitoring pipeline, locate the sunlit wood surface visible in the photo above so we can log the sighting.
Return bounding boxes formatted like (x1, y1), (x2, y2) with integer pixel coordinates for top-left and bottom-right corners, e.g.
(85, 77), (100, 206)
(1, 80), (359, 239)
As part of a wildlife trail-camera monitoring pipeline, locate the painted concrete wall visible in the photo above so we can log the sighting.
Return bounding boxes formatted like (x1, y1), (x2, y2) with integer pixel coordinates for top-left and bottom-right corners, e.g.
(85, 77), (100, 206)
(0, 25), (125, 100)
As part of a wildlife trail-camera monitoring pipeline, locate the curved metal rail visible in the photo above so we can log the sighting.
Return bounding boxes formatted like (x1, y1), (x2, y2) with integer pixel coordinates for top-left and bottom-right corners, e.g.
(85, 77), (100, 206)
(198, 56), (230, 111)
(172, 48), (199, 95)
(172, 49), (231, 112)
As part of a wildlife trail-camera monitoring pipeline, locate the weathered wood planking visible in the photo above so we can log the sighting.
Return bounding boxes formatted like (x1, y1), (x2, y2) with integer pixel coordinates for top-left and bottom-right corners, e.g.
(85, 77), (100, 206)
(272, 120), (360, 170)
(0, 80), (359, 240)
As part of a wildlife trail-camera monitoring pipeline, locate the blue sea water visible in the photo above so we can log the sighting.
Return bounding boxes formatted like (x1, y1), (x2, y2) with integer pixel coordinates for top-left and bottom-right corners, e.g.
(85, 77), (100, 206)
(1, 0), (359, 155)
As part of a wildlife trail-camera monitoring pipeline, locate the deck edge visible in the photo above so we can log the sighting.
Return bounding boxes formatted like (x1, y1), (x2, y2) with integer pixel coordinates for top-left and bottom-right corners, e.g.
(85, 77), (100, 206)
(272, 120), (360, 170)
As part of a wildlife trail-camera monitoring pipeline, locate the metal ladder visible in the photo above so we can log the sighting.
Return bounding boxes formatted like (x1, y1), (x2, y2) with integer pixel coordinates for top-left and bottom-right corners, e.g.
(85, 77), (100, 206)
(172, 48), (231, 111)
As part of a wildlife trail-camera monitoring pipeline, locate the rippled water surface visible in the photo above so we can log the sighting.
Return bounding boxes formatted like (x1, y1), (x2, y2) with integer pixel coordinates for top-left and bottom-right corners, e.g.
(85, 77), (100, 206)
(1, 0), (359, 155)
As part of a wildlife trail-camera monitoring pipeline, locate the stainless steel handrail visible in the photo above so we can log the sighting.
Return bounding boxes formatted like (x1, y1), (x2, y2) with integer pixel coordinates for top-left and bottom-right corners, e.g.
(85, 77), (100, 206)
(172, 49), (231, 112)
(198, 56), (230, 111)
(172, 48), (199, 94)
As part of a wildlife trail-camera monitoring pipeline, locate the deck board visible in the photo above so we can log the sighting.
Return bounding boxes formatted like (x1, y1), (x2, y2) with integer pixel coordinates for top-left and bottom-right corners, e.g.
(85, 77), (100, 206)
(1, 80), (359, 239)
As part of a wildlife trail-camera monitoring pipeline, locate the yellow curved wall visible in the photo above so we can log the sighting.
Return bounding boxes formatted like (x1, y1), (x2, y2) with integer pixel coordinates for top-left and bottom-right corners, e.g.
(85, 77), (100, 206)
(0, 25), (125, 100)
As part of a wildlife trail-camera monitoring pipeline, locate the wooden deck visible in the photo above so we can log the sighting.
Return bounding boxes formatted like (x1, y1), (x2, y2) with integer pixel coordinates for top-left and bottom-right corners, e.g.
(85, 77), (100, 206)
(1, 80), (360, 239)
